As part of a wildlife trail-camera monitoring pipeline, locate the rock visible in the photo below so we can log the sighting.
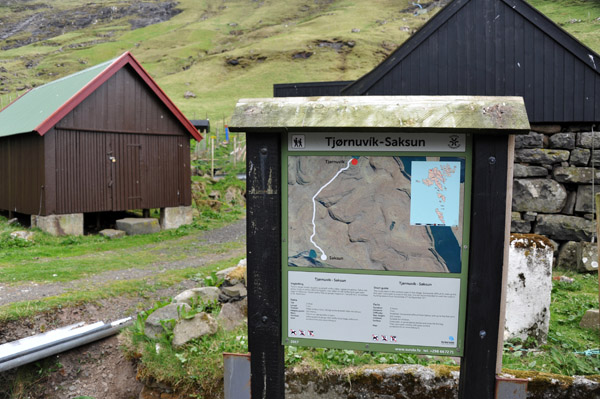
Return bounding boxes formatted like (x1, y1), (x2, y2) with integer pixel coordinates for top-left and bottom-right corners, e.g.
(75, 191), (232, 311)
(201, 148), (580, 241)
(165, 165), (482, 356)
(7, 218), (19, 225)
(99, 229), (125, 239)
(511, 213), (531, 233)
(534, 214), (595, 241)
(590, 149), (600, 164)
(578, 242), (599, 272)
(160, 206), (193, 230)
(172, 312), (217, 347)
(556, 241), (578, 270)
(216, 266), (237, 281)
(574, 185), (600, 213)
(505, 234), (553, 343)
(577, 132), (600, 149)
(225, 186), (245, 205)
(225, 264), (247, 285)
(579, 309), (599, 330)
(145, 303), (191, 339)
(548, 132), (575, 149)
(523, 212), (537, 222)
(531, 124), (561, 134)
(184, 90), (196, 98)
(351, 28), (360, 33)
(513, 164), (548, 178)
(515, 131), (544, 149)
(221, 283), (247, 299)
(512, 179), (567, 213)
(553, 166), (600, 183)
(561, 191), (577, 215)
(208, 190), (220, 200)
(10, 230), (34, 241)
(115, 218), (160, 235)
(569, 148), (590, 166)
(217, 298), (248, 331)
(173, 287), (220, 305)
(514, 149), (570, 164)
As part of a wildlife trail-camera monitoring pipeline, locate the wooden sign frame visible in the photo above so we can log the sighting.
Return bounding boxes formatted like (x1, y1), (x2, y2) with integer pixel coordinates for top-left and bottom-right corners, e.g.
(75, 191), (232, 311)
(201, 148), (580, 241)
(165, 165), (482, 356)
(230, 96), (529, 398)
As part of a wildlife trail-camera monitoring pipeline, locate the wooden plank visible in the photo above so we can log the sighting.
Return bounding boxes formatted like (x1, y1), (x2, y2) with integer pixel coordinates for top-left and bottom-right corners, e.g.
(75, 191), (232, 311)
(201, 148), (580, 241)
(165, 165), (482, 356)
(553, 46), (565, 121)
(230, 96), (531, 132)
(458, 134), (510, 399)
(523, 20), (535, 121)
(573, 61), (585, 121)
(533, 28), (544, 120)
(246, 132), (285, 398)
(496, 134), (515, 373)
(584, 67), (595, 121)
(514, 11), (524, 97)
(564, 52), (575, 121)
(543, 36), (554, 120)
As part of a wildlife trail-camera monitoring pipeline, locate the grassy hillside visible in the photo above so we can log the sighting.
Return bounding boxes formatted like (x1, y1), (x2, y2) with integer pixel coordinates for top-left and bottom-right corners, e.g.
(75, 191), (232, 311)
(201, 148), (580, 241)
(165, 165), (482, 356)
(0, 0), (599, 123)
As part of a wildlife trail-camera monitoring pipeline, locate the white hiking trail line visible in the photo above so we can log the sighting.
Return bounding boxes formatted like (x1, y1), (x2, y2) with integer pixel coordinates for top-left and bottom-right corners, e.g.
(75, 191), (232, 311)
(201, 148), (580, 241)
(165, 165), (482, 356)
(310, 158), (353, 261)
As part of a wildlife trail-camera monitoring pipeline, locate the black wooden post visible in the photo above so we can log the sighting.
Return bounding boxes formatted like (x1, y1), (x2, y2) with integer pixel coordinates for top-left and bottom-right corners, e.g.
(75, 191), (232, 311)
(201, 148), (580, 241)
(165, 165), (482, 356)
(458, 134), (510, 398)
(246, 131), (285, 398)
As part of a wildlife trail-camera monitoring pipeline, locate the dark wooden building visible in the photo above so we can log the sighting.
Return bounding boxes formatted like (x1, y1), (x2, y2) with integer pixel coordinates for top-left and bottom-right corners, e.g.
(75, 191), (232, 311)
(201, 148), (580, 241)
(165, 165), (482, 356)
(0, 52), (201, 217)
(275, 0), (600, 124)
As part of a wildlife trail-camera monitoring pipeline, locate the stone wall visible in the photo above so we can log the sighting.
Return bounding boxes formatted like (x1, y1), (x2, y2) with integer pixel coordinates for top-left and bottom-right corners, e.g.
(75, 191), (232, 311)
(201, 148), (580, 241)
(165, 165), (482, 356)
(285, 364), (600, 399)
(511, 124), (600, 270)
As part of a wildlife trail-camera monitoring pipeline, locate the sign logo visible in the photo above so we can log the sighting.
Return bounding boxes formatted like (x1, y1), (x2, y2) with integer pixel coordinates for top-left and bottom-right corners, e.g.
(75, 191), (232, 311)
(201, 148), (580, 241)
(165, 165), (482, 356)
(448, 135), (461, 149)
(291, 135), (305, 149)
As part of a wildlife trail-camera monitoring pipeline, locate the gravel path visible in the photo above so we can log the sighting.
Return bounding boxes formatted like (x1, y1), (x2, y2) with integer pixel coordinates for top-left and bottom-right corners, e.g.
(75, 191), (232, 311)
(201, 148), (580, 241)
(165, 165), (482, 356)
(0, 219), (246, 307)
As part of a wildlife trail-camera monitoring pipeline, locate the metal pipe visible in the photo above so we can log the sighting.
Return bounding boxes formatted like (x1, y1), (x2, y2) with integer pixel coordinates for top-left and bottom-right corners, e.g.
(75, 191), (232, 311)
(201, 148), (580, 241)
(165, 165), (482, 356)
(0, 318), (132, 372)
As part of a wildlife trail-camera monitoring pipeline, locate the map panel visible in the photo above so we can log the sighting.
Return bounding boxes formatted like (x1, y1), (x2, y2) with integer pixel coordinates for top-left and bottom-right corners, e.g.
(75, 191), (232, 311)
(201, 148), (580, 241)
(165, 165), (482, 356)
(287, 156), (465, 273)
(410, 161), (461, 227)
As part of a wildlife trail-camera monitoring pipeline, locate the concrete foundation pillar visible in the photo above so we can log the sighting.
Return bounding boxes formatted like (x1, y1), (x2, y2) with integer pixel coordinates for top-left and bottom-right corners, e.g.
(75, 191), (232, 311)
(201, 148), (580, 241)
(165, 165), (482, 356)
(160, 206), (193, 230)
(505, 234), (554, 343)
(31, 213), (84, 236)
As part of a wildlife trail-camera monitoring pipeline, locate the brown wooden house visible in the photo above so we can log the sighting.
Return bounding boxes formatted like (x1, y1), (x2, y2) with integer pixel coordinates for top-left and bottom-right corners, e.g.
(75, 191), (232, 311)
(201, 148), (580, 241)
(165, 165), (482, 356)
(0, 52), (201, 227)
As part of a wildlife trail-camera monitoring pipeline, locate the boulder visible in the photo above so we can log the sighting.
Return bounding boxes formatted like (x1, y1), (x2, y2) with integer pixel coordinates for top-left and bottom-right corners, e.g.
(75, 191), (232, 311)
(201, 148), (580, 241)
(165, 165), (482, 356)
(512, 179), (567, 213)
(145, 303), (191, 339)
(116, 218), (160, 235)
(579, 309), (599, 330)
(548, 132), (575, 149)
(513, 164), (548, 178)
(172, 312), (218, 347)
(515, 131), (544, 149)
(99, 229), (126, 239)
(505, 234), (553, 343)
(10, 231), (34, 241)
(569, 148), (590, 166)
(534, 214), (595, 241)
(217, 298), (248, 331)
(578, 242), (599, 272)
(216, 266), (237, 281)
(173, 287), (220, 305)
(556, 241), (579, 271)
(576, 132), (600, 149)
(510, 213), (531, 234)
(574, 185), (600, 213)
(221, 283), (247, 299)
(553, 166), (600, 184)
(514, 149), (570, 164)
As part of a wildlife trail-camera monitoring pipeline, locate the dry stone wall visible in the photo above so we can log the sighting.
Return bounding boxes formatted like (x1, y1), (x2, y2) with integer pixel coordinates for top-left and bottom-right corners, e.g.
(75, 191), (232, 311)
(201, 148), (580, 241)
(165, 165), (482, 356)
(511, 124), (600, 271)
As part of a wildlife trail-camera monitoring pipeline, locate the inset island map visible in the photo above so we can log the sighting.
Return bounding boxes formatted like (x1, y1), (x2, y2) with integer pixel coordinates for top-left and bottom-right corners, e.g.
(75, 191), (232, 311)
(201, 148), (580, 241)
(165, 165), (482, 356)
(287, 156), (465, 273)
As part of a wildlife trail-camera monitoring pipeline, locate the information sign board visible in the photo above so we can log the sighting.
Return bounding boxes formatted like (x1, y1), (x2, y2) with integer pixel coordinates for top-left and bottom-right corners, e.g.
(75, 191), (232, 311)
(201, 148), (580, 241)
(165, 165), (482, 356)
(282, 132), (472, 356)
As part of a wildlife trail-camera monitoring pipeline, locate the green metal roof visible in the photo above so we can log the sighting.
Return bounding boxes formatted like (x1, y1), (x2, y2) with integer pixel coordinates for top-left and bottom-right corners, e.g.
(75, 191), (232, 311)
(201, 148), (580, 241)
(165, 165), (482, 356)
(0, 58), (115, 137)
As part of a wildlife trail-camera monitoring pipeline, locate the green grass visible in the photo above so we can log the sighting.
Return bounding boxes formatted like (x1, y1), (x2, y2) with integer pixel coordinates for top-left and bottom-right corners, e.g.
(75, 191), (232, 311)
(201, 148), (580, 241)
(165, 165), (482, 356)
(0, 255), (245, 322)
(502, 270), (599, 375)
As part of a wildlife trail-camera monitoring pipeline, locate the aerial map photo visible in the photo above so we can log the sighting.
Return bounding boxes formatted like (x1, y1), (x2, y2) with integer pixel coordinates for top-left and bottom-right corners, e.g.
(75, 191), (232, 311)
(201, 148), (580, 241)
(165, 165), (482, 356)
(287, 156), (466, 273)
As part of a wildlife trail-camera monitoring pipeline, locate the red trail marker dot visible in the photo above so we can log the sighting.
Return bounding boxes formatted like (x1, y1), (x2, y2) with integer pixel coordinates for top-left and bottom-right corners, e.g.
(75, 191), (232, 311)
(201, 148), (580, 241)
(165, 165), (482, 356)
(351, 158), (358, 166)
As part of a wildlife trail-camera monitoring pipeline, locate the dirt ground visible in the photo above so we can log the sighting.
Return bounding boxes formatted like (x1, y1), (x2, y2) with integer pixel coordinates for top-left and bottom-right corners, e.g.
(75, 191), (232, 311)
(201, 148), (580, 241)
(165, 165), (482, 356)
(0, 219), (246, 399)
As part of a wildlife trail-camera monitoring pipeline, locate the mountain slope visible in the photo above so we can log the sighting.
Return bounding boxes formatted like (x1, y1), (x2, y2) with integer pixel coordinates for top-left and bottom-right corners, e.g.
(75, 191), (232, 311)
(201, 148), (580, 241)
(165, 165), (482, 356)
(0, 0), (598, 122)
